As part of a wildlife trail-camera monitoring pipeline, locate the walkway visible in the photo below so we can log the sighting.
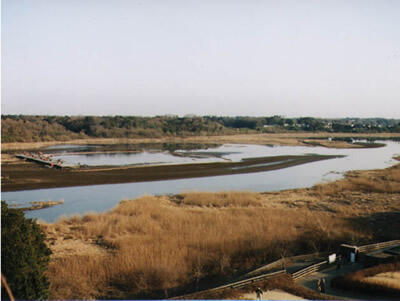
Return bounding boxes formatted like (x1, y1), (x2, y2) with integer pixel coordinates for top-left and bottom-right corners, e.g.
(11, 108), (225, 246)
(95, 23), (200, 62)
(297, 263), (398, 300)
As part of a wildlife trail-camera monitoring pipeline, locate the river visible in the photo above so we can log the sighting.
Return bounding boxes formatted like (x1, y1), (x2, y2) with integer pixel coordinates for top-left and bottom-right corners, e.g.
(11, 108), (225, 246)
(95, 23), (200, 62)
(2, 141), (399, 222)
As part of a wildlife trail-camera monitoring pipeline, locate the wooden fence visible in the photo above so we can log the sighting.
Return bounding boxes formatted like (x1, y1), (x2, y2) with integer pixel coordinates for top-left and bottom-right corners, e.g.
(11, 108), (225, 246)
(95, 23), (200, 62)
(171, 239), (400, 298)
(291, 239), (400, 281)
(169, 269), (286, 299)
(243, 251), (329, 278)
(291, 260), (329, 281)
(357, 240), (400, 254)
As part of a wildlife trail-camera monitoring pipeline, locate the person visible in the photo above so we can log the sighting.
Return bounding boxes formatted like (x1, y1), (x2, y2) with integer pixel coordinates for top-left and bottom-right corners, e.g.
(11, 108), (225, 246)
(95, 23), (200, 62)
(317, 279), (322, 292)
(336, 257), (341, 270)
(255, 287), (263, 300)
(350, 251), (355, 263)
(321, 278), (326, 293)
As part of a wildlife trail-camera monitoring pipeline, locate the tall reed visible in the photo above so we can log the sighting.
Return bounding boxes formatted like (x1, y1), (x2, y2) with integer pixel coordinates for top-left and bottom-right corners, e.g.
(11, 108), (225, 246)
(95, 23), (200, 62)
(44, 194), (366, 299)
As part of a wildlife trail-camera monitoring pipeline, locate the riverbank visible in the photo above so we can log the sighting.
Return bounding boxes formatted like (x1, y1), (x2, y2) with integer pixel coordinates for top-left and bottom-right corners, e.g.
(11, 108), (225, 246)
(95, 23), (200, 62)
(3, 132), (397, 192)
(1, 154), (341, 192)
(42, 159), (400, 299)
(3, 132), (400, 151)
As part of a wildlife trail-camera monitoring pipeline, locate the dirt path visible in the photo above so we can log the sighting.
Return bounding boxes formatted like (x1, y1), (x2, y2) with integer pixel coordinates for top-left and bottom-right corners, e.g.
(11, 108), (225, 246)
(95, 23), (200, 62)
(238, 289), (306, 300)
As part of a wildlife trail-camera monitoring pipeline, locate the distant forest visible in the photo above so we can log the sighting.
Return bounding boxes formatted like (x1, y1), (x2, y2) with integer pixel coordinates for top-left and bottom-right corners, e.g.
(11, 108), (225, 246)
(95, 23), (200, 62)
(2, 115), (400, 143)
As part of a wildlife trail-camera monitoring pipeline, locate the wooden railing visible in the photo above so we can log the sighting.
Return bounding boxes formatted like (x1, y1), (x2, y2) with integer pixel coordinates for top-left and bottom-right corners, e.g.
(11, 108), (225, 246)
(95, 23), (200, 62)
(243, 251), (329, 278)
(169, 269), (286, 299)
(291, 260), (329, 281)
(357, 240), (400, 253)
(167, 239), (400, 299)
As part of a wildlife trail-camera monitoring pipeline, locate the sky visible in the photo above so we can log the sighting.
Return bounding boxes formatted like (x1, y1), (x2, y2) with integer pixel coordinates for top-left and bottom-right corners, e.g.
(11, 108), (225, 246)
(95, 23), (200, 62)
(2, 0), (400, 118)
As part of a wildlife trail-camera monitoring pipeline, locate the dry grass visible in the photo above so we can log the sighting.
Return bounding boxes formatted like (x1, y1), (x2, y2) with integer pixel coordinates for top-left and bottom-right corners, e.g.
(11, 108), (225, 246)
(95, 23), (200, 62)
(42, 160), (400, 299)
(302, 139), (364, 148)
(43, 194), (363, 299)
(313, 164), (400, 195)
(3, 132), (400, 151)
(363, 271), (400, 290)
(259, 165), (400, 218)
(331, 261), (400, 297)
(173, 191), (263, 207)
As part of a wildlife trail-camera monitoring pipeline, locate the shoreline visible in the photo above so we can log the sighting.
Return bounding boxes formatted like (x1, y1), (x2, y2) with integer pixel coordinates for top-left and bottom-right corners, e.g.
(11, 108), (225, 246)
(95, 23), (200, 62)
(2, 134), (398, 192)
(2, 132), (400, 151)
(1, 154), (340, 192)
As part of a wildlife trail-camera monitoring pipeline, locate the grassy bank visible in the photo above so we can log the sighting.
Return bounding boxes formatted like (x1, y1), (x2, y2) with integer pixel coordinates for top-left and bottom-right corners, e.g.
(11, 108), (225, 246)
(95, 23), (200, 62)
(41, 160), (400, 299)
(43, 195), (361, 299)
(331, 262), (400, 297)
(3, 132), (400, 151)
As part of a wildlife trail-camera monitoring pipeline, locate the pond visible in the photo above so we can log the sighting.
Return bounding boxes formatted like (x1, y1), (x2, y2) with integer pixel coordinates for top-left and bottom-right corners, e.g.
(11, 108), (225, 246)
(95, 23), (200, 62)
(2, 141), (399, 222)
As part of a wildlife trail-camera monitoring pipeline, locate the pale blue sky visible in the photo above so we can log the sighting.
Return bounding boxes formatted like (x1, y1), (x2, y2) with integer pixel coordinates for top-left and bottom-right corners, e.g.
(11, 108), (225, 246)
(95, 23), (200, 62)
(2, 0), (400, 117)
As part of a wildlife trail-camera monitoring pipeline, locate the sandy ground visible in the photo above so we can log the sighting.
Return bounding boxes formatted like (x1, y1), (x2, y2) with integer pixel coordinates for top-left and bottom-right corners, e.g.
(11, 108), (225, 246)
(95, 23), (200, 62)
(237, 289), (306, 300)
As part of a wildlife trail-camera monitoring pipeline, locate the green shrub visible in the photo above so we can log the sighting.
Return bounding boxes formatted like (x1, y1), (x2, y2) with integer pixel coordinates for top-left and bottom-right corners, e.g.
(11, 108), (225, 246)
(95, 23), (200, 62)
(1, 202), (52, 300)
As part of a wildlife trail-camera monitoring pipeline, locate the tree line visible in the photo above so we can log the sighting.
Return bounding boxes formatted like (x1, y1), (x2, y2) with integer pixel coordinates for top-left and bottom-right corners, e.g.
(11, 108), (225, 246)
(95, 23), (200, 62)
(2, 115), (400, 142)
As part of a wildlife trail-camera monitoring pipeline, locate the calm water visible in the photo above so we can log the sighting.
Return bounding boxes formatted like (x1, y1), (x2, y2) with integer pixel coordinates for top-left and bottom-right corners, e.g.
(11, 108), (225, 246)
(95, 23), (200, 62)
(52, 150), (227, 166)
(49, 143), (298, 166)
(2, 141), (399, 222)
(48, 143), (231, 166)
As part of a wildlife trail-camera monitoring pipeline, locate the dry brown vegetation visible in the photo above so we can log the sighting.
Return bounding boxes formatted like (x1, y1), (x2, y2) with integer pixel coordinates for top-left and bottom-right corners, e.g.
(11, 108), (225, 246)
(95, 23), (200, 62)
(4, 132), (400, 151)
(314, 166), (400, 195)
(363, 271), (400, 290)
(331, 261), (400, 297)
(41, 160), (400, 299)
(174, 191), (263, 207)
(43, 194), (364, 299)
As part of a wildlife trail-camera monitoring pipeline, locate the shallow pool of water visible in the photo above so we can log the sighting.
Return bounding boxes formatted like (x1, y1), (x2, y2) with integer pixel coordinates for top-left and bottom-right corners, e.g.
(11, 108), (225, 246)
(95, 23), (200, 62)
(49, 144), (279, 166)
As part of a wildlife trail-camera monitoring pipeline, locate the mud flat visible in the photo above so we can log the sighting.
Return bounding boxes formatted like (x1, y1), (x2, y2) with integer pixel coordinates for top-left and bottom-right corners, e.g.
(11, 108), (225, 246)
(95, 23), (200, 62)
(1, 154), (340, 191)
(20, 200), (64, 211)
